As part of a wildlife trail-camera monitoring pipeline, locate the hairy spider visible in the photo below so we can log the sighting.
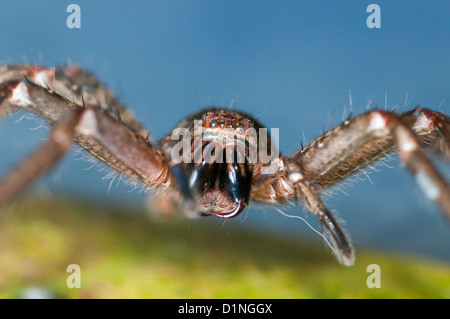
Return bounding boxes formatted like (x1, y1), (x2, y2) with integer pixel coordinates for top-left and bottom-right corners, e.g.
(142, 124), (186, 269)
(0, 64), (449, 266)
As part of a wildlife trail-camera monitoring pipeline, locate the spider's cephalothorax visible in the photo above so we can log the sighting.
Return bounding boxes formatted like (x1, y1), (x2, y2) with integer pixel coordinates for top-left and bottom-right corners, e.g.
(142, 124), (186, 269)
(159, 108), (268, 218)
(0, 64), (449, 266)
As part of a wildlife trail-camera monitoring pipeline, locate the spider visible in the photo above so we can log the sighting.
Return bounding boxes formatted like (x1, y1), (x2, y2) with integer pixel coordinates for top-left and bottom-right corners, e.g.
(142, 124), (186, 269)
(0, 64), (449, 266)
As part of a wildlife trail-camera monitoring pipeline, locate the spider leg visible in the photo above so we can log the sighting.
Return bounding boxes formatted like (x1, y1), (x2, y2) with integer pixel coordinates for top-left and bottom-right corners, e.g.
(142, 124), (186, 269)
(0, 107), (86, 208)
(0, 64), (60, 120)
(0, 79), (171, 209)
(293, 109), (450, 218)
(0, 64), (150, 139)
(54, 65), (151, 139)
(413, 108), (450, 159)
(251, 108), (449, 264)
(251, 158), (354, 265)
(0, 65), (170, 184)
(295, 178), (354, 266)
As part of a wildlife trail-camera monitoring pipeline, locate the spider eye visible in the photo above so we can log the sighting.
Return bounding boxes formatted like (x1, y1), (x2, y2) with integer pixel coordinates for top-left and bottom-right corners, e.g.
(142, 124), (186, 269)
(209, 119), (219, 128)
(236, 125), (245, 134)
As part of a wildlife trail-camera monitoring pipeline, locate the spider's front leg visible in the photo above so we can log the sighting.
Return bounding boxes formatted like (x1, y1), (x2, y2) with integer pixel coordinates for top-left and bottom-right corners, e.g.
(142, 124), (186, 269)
(292, 109), (450, 217)
(251, 108), (449, 266)
(0, 79), (171, 209)
(252, 159), (355, 266)
(0, 64), (151, 139)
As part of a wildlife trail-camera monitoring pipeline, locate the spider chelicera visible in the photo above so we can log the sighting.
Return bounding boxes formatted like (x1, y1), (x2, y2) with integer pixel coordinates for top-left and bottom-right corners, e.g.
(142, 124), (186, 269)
(0, 64), (449, 266)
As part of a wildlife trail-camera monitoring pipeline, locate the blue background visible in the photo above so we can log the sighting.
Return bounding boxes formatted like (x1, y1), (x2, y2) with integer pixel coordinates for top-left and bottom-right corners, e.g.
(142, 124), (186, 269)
(0, 1), (449, 261)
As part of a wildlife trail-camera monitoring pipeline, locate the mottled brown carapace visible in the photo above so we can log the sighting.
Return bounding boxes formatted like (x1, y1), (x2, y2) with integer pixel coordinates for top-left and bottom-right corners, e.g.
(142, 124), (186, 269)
(0, 64), (449, 266)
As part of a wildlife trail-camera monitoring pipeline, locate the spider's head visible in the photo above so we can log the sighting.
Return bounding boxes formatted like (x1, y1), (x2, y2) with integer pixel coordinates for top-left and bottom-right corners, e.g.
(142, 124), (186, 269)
(167, 108), (264, 218)
(188, 110), (258, 218)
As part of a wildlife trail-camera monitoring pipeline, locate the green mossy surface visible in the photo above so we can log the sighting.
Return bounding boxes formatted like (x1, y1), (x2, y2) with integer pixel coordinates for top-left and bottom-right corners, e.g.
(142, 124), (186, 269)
(0, 198), (449, 298)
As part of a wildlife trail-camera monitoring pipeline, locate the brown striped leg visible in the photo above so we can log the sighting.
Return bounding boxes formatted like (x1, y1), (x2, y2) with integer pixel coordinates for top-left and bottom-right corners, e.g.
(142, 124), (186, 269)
(0, 80), (172, 210)
(0, 64), (151, 141)
(55, 65), (151, 139)
(0, 107), (86, 208)
(251, 159), (354, 266)
(295, 179), (354, 266)
(412, 108), (450, 159)
(293, 109), (450, 218)
(0, 106), (171, 210)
